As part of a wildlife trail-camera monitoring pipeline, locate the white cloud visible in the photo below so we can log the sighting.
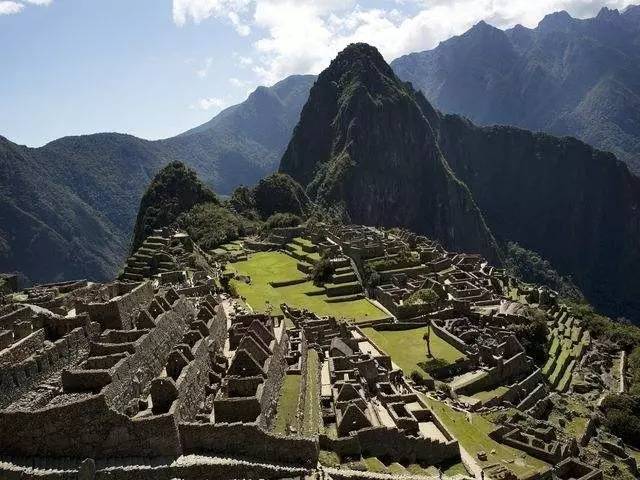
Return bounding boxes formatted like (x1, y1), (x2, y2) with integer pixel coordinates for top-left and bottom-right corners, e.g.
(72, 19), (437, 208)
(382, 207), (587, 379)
(196, 57), (213, 78)
(191, 96), (229, 112)
(0, 1), (24, 15)
(229, 77), (251, 88)
(173, 0), (636, 84)
(0, 0), (53, 15)
(173, 0), (252, 28)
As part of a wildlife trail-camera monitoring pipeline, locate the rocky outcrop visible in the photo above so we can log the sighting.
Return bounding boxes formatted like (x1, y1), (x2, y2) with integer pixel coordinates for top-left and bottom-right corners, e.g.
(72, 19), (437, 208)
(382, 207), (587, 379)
(280, 43), (501, 264)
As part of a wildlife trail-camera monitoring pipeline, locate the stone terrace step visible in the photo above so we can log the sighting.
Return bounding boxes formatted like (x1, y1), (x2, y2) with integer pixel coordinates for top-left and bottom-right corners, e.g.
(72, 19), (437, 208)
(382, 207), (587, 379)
(147, 235), (170, 245)
(121, 272), (143, 282)
(331, 272), (357, 284)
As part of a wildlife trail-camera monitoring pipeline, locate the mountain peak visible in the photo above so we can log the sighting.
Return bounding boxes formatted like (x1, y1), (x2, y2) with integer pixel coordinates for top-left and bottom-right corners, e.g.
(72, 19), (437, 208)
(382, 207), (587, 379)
(597, 6), (621, 21)
(279, 44), (502, 263)
(537, 10), (575, 32)
(323, 43), (394, 82)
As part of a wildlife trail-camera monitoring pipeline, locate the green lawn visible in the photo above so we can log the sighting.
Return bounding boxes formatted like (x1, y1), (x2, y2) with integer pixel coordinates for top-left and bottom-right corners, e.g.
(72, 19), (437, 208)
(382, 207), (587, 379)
(302, 349), (321, 436)
(421, 395), (549, 479)
(273, 374), (302, 434)
(288, 239), (320, 262)
(229, 252), (387, 322)
(362, 326), (465, 375)
(473, 385), (510, 403)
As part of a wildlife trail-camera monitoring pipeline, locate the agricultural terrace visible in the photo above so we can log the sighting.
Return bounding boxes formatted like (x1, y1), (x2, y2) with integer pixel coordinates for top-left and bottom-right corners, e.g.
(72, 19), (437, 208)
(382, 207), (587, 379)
(421, 395), (549, 478)
(362, 326), (465, 376)
(228, 251), (387, 323)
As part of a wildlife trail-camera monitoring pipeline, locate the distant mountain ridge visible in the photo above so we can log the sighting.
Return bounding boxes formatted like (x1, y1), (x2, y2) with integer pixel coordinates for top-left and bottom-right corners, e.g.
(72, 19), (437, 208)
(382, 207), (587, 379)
(391, 5), (640, 175)
(0, 74), (316, 284)
(280, 43), (640, 322)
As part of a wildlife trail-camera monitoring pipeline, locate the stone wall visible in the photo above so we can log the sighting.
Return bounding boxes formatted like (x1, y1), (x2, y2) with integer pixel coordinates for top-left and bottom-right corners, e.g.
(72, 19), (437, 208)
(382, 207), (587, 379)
(258, 329), (289, 429)
(85, 282), (153, 330)
(180, 421), (318, 467)
(0, 455), (308, 480)
(102, 298), (193, 412)
(431, 321), (472, 355)
(355, 426), (459, 465)
(0, 328), (46, 368)
(173, 337), (212, 422)
(0, 327), (89, 408)
(0, 393), (181, 458)
(455, 352), (532, 396)
(0, 307), (33, 330)
(482, 369), (545, 408)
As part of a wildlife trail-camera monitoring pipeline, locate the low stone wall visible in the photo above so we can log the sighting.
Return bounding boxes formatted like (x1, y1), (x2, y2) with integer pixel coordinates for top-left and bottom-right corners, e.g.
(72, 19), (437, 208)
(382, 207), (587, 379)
(431, 322), (471, 356)
(259, 330), (289, 428)
(0, 328), (46, 368)
(0, 327), (89, 408)
(455, 352), (532, 396)
(86, 282), (153, 330)
(173, 338), (212, 422)
(0, 455), (309, 480)
(180, 422), (318, 467)
(0, 393), (181, 458)
(320, 425), (458, 466)
(102, 299), (193, 413)
(482, 369), (545, 408)
(356, 426), (459, 465)
(270, 278), (308, 288)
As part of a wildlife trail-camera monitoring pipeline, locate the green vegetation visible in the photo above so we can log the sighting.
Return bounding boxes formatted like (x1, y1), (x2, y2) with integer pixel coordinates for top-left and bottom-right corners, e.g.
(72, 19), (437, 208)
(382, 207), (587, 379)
(362, 326), (464, 375)
(253, 173), (310, 219)
(228, 252), (386, 322)
(273, 374), (302, 434)
(473, 385), (509, 403)
(310, 255), (335, 285)
(406, 288), (439, 305)
(178, 203), (256, 251)
(566, 299), (640, 352)
(368, 250), (420, 272)
(507, 314), (549, 364)
(318, 450), (341, 468)
(504, 242), (583, 301)
(301, 350), (320, 436)
(421, 395), (549, 478)
(228, 185), (259, 220)
(600, 394), (640, 449)
(264, 212), (302, 230)
(132, 162), (218, 250)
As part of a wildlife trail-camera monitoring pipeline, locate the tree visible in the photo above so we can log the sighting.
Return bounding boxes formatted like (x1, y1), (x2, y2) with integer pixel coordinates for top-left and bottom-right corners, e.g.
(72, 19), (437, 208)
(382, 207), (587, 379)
(423, 325), (432, 358)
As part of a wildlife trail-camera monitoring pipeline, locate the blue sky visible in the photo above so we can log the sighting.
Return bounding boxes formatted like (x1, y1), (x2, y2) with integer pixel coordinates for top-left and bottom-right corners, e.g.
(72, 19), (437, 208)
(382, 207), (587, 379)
(1, 0), (635, 147)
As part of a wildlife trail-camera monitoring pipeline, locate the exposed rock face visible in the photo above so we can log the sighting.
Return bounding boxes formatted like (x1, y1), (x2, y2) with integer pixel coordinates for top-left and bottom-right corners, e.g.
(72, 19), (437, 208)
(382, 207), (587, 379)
(391, 6), (640, 175)
(432, 114), (640, 321)
(280, 43), (501, 264)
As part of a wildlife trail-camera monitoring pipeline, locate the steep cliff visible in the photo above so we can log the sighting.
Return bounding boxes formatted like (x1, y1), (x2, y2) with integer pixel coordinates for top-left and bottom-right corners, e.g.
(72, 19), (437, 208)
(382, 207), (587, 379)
(433, 114), (640, 320)
(279, 43), (501, 263)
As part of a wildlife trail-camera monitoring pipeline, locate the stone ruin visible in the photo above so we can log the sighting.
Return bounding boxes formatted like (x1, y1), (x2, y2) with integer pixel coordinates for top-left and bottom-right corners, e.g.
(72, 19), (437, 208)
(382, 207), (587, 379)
(0, 224), (610, 479)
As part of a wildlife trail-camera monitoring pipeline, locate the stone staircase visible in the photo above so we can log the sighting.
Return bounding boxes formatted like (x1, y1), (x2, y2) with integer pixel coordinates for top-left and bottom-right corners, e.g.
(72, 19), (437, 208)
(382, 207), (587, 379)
(120, 232), (183, 282)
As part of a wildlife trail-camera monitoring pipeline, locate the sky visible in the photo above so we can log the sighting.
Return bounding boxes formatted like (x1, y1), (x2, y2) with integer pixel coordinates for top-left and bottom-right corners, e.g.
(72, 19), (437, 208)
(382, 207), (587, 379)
(0, 0), (636, 147)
